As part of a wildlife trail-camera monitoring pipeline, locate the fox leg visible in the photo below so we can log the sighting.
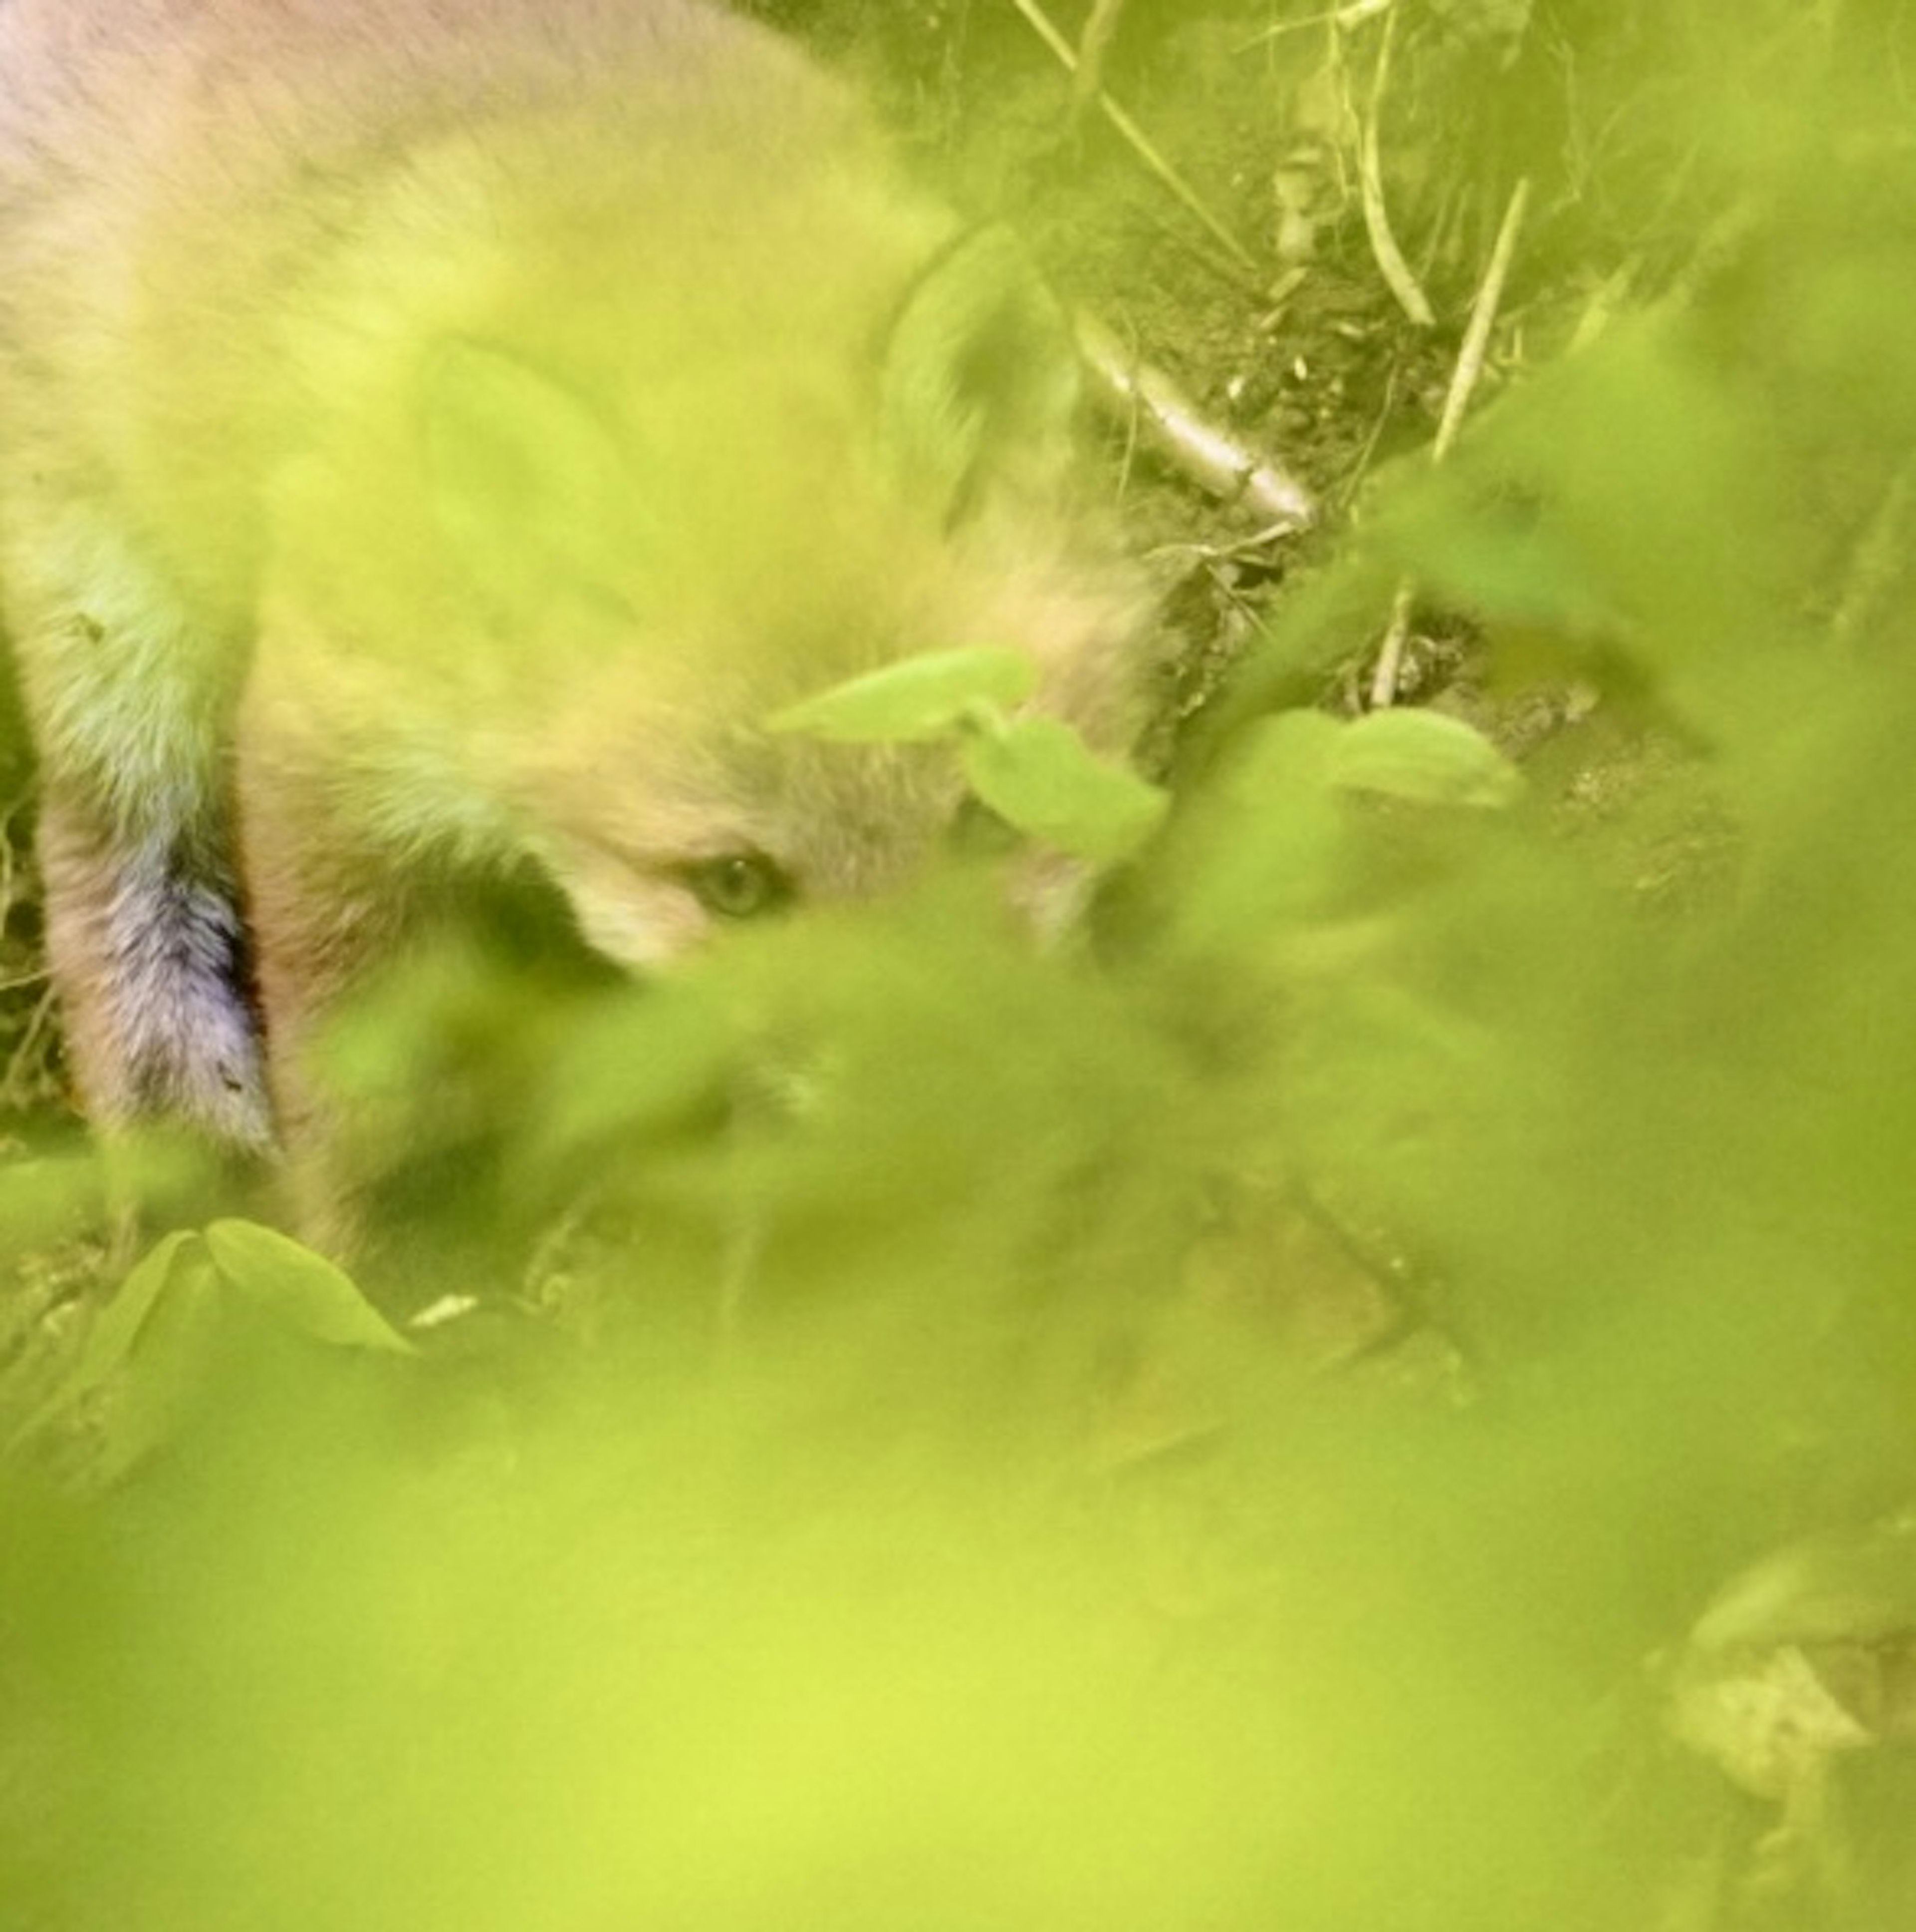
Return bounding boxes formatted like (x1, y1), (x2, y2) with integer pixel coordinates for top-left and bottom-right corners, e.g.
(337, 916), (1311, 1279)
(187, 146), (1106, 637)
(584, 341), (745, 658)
(231, 696), (423, 1258)
(4, 520), (271, 1151)
(35, 782), (270, 1150)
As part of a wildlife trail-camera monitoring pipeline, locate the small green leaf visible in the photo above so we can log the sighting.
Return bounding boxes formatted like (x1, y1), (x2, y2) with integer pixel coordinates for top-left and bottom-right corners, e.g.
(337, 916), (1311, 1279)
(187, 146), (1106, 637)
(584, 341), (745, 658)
(1328, 708), (1524, 809)
(205, 1220), (415, 1354)
(73, 1231), (208, 1385)
(767, 647), (1038, 743)
(6, 1231), (212, 1455)
(96, 1250), (228, 1483)
(961, 716), (1169, 863)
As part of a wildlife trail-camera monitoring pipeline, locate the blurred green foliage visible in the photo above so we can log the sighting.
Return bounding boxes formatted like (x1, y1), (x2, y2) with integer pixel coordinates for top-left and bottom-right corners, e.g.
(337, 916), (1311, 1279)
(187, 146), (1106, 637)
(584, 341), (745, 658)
(7, 4), (1916, 1928)
(770, 643), (1170, 860)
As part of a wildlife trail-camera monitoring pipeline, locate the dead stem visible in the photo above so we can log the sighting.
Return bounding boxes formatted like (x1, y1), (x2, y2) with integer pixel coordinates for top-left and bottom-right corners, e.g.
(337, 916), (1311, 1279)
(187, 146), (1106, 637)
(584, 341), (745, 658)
(1074, 310), (1318, 532)
(1831, 455), (1916, 657)
(1005, 0), (1264, 280)
(1369, 175), (1531, 708)
(1069, 0), (1129, 119)
(1354, 5), (1435, 328)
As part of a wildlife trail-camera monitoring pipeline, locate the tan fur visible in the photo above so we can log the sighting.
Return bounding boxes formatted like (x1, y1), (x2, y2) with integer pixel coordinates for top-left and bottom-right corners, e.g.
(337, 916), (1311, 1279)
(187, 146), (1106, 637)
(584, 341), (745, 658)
(0, 0), (1151, 1227)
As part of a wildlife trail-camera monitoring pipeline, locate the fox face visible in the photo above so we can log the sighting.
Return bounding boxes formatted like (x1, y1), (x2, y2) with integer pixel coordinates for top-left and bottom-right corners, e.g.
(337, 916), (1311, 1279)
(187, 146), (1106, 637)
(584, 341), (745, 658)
(0, 0), (1153, 1223)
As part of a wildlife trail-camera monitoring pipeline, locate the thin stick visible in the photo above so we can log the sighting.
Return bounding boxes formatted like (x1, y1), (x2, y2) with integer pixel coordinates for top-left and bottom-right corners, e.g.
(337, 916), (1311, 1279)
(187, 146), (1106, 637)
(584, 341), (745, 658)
(1831, 455), (1916, 656)
(1369, 177), (1531, 708)
(1075, 310), (1317, 532)
(1239, 0), (1395, 49)
(1071, 0), (1130, 116)
(1006, 0), (1263, 279)
(1355, 5), (1433, 328)
(1433, 176), (1531, 461)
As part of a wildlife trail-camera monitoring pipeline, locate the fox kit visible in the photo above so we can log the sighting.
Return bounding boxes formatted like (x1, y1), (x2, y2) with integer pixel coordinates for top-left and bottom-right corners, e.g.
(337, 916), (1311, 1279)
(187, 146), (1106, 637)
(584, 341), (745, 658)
(0, 0), (1149, 1234)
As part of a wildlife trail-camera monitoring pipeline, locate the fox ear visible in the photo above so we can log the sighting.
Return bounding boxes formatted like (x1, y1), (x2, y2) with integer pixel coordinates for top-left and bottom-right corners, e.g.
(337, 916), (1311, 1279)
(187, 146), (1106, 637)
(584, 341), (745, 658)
(878, 226), (1081, 526)
(423, 340), (634, 607)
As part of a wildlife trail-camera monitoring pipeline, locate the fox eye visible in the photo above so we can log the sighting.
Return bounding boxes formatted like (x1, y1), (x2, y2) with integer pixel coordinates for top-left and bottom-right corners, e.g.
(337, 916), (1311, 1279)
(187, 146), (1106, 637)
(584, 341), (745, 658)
(679, 851), (794, 921)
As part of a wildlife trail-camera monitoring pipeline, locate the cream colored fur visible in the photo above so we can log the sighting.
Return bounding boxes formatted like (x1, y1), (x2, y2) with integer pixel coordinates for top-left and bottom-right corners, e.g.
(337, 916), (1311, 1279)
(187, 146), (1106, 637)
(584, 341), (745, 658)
(0, 0), (1151, 1230)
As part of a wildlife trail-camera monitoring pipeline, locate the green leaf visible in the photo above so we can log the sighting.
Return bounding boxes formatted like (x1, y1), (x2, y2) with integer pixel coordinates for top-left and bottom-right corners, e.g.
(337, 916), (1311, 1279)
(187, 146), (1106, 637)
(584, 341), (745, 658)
(7, 1221), (404, 1475)
(766, 647), (1038, 743)
(73, 1231), (207, 1386)
(5, 1231), (212, 1455)
(95, 1247), (228, 1484)
(961, 715), (1169, 863)
(1328, 709), (1524, 809)
(205, 1220), (415, 1354)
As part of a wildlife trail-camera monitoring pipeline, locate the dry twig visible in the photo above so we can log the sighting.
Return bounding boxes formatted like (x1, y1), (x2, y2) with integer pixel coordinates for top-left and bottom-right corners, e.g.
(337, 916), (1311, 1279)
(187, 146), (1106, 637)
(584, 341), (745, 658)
(1075, 311), (1317, 532)
(1353, 5), (1435, 328)
(1070, 0), (1129, 119)
(1005, 0), (1262, 279)
(1369, 176), (1531, 708)
(1831, 455), (1916, 656)
(1239, 0), (1395, 48)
